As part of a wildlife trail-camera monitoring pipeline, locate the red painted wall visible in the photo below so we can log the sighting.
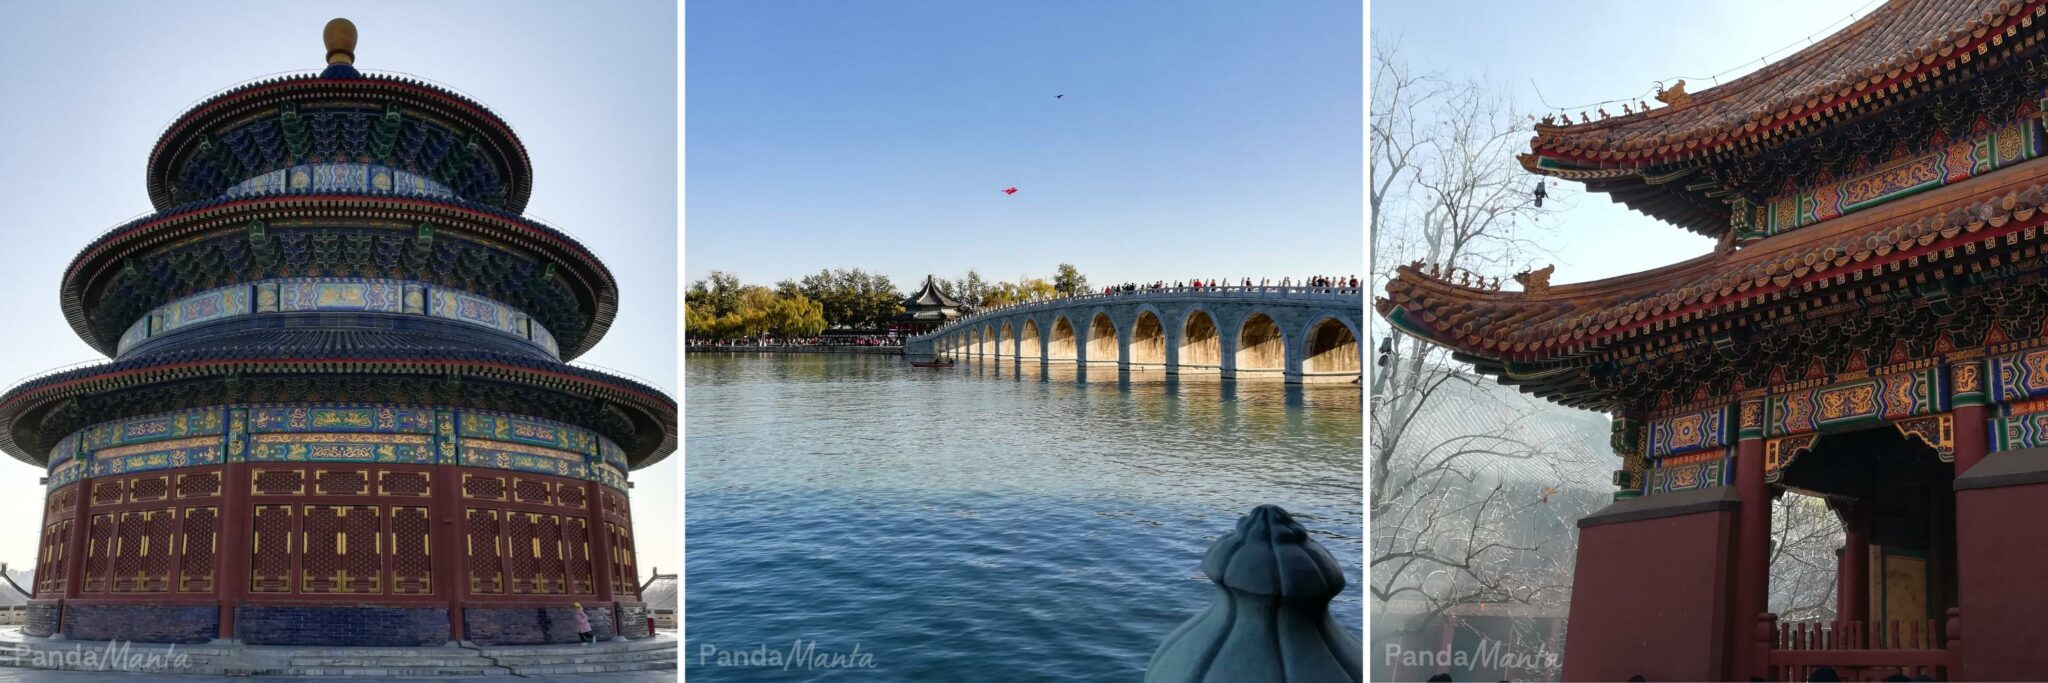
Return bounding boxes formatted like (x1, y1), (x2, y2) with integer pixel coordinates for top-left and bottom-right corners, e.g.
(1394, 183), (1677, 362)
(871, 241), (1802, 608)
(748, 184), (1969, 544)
(1955, 482), (2048, 681)
(1562, 505), (1738, 682)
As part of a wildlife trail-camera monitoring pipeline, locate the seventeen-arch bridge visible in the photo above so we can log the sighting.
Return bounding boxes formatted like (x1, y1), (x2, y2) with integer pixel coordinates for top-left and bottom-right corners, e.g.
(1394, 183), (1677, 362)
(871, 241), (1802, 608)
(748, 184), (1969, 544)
(905, 285), (1364, 383)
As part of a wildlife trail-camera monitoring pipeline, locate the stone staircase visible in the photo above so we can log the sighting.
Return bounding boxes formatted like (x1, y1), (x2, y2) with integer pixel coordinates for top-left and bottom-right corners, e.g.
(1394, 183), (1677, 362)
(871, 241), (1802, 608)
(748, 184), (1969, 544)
(0, 628), (677, 677)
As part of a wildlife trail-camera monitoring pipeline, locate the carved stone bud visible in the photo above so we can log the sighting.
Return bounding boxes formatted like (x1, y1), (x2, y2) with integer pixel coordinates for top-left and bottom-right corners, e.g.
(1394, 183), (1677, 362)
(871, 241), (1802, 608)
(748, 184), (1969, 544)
(1145, 505), (1361, 683)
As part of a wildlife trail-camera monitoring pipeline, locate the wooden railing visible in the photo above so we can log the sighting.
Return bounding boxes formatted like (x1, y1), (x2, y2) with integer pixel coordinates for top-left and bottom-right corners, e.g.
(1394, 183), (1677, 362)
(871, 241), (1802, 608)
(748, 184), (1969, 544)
(1756, 610), (1959, 681)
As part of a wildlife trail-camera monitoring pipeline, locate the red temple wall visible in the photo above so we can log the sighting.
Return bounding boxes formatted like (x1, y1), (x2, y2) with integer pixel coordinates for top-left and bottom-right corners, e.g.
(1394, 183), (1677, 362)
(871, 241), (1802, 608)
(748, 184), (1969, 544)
(1562, 490), (1738, 682)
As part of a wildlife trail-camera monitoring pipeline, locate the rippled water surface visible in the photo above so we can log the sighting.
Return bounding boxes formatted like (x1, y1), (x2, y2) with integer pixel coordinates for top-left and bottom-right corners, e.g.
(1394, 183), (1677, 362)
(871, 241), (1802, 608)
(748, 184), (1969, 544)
(685, 353), (1363, 681)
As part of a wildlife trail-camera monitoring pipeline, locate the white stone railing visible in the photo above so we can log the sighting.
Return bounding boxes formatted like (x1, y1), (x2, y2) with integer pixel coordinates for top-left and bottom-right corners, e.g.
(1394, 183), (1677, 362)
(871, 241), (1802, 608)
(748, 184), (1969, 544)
(913, 285), (1363, 342)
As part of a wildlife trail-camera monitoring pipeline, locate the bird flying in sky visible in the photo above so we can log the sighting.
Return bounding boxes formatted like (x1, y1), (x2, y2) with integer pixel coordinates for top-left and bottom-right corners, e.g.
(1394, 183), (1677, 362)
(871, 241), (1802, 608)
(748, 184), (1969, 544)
(1055, 94), (1063, 99)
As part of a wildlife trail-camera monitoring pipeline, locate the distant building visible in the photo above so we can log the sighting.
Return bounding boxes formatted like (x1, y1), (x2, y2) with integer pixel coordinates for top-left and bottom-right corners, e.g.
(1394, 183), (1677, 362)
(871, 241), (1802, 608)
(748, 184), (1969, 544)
(640, 570), (676, 629)
(893, 275), (965, 336)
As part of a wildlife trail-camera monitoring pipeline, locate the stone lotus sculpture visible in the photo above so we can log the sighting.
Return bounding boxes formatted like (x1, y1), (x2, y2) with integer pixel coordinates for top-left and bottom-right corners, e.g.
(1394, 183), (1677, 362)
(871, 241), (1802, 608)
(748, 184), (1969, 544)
(1146, 505), (1361, 682)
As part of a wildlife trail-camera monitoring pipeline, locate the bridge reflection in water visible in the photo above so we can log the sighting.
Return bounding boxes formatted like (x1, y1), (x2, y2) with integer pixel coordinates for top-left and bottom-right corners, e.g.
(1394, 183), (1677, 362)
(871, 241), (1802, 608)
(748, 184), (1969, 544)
(909, 285), (1364, 384)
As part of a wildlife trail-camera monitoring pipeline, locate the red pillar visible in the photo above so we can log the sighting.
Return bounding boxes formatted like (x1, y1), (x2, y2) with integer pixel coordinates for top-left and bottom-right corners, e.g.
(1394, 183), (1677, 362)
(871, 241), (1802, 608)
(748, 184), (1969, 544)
(1953, 403), (1989, 476)
(215, 462), (251, 640)
(1841, 503), (1868, 624)
(434, 463), (468, 641)
(60, 476), (92, 635)
(1733, 435), (1770, 679)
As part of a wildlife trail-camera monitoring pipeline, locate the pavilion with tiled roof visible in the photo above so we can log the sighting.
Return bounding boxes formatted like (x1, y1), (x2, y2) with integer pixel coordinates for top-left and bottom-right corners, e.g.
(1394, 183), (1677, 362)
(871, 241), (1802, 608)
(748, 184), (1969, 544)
(1, 19), (672, 650)
(1380, 0), (2048, 679)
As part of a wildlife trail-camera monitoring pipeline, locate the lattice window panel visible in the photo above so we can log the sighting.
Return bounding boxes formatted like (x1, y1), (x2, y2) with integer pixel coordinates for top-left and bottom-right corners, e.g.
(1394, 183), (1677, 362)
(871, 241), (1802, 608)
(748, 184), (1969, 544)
(301, 506), (341, 593)
(463, 474), (505, 500)
(83, 513), (114, 592)
(128, 476), (169, 503)
(381, 471), (431, 497)
(313, 470), (370, 496)
(532, 513), (565, 594)
(506, 511), (538, 594)
(176, 472), (221, 499)
(514, 478), (552, 505)
(36, 519), (70, 595)
(142, 508), (176, 592)
(250, 505), (295, 593)
(564, 516), (594, 595)
(180, 506), (217, 592)
(111, 511), (146, 592)
(253, 469), (305, 496)
(389, 506), (432, 594)
(92, 481), (124, 507)
(609, 522), (637, 598)
(466, 508), (504, 594)
(556, 483), (586, 509)
(48, 485), (76, 518)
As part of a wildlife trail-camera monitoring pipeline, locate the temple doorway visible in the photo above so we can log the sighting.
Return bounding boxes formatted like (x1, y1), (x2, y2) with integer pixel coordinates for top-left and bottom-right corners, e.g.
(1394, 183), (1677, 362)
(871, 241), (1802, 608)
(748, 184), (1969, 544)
(1777, 425), (1957, 645)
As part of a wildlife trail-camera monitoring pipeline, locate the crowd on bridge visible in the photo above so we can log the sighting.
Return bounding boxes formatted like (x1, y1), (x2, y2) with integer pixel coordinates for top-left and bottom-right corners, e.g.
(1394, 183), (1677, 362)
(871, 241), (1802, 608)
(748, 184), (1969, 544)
(1099, 275), (1359, 294)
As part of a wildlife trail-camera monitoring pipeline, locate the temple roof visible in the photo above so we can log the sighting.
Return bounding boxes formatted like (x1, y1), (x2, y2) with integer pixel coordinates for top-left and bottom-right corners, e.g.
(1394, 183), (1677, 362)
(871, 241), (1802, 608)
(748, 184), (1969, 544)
(902, 275), (963, 310)
(1379, 153), (2048, 406)
(1525, 0), (2045, 236)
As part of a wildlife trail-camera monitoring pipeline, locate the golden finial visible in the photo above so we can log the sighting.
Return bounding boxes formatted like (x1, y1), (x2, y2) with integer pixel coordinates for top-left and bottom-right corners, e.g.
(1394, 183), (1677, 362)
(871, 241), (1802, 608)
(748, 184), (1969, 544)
(324, 18), (358, 66)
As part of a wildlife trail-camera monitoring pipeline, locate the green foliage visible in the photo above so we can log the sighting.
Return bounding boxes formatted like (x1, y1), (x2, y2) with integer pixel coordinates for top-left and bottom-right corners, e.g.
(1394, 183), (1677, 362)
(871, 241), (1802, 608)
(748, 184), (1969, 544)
(1053, 263), (1088, 297)
(687, 270), (899, 339)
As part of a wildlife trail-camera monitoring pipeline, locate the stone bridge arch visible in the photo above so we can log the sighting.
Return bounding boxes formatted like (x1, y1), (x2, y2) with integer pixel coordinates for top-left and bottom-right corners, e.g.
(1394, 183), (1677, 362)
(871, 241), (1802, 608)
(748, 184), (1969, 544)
(1298, 312), (1361, 382)
(983, 323), (998, 359)
(1233, 308), (1287, 380)
(999, 321), (1017, 361)
(1083, 308), (1120, 366)
(1048, 315), (1079, 362)
(1128, 304), (1168, 370)
(1018, 317), (1043, 361)
(1176, 305), (1223, 375)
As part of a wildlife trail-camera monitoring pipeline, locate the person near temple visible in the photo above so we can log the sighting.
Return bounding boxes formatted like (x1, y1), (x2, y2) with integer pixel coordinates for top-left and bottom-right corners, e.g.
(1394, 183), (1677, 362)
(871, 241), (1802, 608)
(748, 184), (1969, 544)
(574, 602), (594, 644)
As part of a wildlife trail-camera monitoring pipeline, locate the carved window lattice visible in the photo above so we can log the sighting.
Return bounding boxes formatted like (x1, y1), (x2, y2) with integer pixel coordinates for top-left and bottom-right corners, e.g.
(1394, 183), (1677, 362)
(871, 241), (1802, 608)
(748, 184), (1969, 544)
(530, 513), (565, 594)
(463, 475), (504, 500)
(176, 472), (221, 498)
(506, 511), (538, 594)
(301, 506), (343, 593)
(180, 506), (216, 592)
(251, 505), (294, 593)
(513, 479), (551, 505)
(564, 516), (593, 595)
(36, 519), (69, 595)
(92, 482), (123, 506)
(556, 484), (586, 509)
(466, 508), (503, 594)
(128, 477), (169, 503)
(142, 509), (176, 592)
(112, 509), (173, 593)
(83, 513), (113, 592)
(344, 505), (382, 592)
(389, 506), (432, 594)
(315, 470), (369, 496)
(254, 470), (305, 496)
(608, 522), (636, 598)
(381, 471), (430, 497)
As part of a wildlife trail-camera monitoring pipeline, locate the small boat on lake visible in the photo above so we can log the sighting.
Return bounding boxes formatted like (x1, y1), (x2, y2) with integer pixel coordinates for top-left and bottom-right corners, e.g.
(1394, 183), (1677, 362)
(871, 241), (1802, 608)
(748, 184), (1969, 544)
(910, 358), (955, 368)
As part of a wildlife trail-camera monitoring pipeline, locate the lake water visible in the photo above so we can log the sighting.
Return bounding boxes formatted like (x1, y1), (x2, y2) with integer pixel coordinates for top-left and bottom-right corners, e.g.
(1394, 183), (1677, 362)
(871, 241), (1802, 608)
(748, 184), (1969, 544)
(684, 353), (1364, 680)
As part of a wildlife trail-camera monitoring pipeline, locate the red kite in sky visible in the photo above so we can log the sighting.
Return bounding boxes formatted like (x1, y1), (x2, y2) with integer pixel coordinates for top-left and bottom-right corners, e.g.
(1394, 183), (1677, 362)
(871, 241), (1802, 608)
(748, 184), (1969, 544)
(1002, 187), (1018, 195)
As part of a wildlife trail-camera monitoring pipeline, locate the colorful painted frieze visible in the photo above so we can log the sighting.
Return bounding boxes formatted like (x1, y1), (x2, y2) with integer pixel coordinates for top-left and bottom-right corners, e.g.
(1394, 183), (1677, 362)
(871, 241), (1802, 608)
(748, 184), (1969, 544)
(92, 436), (224, 476)
(1647, 456), (1727, 495)
(429, 287), (523, 337)
(458, 410), (594, 454)
(1985, 346), (2048, 404)
(158, 285), (252, 336)
(1765, 366), (1946, 437)
(1741, 119), (2041, 241)
(79, 407), (225, 451)
(223, 163), (455, 200)
(116, 317), (151, 355)
(46, 459), (86, 490)
(248, 432), (435, 464)
(277, 279), (405, 313)
(248, 405), (436, 434)
(1647, 405), (1732, 458)
(531, 322), (559, 357)
(462, 438), (588, 479)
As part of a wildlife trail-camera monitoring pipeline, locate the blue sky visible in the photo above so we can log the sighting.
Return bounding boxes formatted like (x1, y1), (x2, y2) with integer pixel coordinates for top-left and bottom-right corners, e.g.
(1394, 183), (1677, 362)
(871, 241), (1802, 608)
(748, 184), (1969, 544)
(0, 1), (677, 579)
(1372, 0), (1875, 284)
(685, 0), (1364, 291)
